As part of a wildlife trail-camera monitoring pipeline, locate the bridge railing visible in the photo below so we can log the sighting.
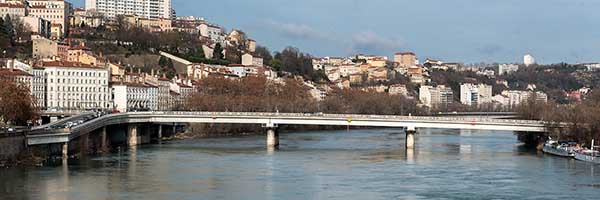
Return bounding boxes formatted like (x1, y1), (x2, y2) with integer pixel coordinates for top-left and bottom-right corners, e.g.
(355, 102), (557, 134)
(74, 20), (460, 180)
(131, 111), (544, 125)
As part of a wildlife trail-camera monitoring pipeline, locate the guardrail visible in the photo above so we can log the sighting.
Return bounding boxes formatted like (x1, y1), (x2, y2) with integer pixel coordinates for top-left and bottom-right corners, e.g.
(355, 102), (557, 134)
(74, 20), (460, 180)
(32, 111), (547, 134)
(136, 111), (544, 125)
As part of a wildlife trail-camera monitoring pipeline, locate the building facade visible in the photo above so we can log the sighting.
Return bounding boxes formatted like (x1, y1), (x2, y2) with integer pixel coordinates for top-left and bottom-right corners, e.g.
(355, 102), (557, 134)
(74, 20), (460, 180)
(0, 2), (27, 18)
(86, 0), (173, 19)
(460, 83), (493, 106)
(396, 52), (416, 68)
(498, 64), (519, 75)
(28, 0), (72, 37)
(43, 61), (111, 111)
(31, 67), (46, 108)
(112, 83), (158, 112)
(32, 35), (69, 59)
(199, 23), (225, 45)
(419, 85), (454, 108)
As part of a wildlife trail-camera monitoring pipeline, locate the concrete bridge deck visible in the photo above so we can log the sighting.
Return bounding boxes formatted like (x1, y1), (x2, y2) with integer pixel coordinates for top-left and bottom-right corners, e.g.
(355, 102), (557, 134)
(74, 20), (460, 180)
(27, 112), (546, 148)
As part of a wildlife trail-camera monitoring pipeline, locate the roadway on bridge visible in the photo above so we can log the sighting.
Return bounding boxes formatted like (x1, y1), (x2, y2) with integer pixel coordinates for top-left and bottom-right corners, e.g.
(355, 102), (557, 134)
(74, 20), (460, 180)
(27, 112), (546, 146)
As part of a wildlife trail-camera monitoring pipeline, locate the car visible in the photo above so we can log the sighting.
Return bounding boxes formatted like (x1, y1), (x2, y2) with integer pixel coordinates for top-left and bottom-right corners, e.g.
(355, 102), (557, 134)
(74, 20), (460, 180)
(7, 128), (14, 132)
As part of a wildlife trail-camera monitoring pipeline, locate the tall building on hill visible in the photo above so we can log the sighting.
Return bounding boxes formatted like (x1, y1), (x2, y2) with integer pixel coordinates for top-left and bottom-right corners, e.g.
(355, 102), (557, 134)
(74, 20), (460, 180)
(28, 0), (72, 37)
(395, 52), (416, 68)
(85, 0), (173, 19)
(524, 54), (535, 66)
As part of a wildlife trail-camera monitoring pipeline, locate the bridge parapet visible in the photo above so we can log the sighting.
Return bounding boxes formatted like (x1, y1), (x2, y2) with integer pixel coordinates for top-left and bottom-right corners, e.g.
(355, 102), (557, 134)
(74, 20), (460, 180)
(27, 111), (549, 146)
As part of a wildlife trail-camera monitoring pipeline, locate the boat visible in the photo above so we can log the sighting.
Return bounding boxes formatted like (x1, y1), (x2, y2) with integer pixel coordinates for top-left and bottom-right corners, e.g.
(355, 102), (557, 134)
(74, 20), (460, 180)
(574, 140), (600, 164)
(542, 138), (579, 157)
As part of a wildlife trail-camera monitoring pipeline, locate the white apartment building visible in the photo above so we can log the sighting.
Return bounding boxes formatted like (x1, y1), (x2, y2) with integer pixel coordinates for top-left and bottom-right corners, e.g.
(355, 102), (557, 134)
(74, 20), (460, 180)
(460, 83), (492, 106)
(43, 61), (111, 111)
(28, 0), (72, 36)
(498, 64), (519, 75)
(0, 1), (27, 17)
(499, 90), (548, 107)
(419, 85), (454, 108)
(86, 0), (173, 19)
(32, 67), (46, 108)
(198, 23), (225, 45)
(241, 53), (263, 66)
(157, 77), (171, 111)
(112, 82), (158, 112)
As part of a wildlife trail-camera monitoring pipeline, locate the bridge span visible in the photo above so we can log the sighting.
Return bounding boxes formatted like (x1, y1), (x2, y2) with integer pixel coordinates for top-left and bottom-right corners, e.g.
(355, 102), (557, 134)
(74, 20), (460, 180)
(27, 112), (547, 157)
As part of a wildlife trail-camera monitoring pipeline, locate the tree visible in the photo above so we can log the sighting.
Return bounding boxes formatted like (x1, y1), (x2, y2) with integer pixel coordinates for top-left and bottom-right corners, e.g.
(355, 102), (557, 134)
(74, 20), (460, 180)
(0, 77), (38, 125)
(255, 45), (273, 64)
(3, 14), (14, 42)
(269, 58), (282, 71)
(213, 43), (224, 60)
(158, 55), (169, 66)
(273, 46), (313, 79)
(10, 16), (30, 40)
(195, 46), (205, 58)
(0, 16), (11, 49)
(225, 44), (242, 64)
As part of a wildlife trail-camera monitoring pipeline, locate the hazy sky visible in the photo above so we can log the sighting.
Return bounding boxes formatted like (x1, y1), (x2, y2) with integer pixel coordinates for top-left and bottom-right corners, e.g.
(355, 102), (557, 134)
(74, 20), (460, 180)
(72, 0), (600, 64)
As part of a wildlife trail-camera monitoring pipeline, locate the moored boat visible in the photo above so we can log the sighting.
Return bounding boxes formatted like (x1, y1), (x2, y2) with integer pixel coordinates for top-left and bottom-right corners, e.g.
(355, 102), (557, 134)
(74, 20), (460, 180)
(574, 140), (600, 164)
(542, 139), (579, 157)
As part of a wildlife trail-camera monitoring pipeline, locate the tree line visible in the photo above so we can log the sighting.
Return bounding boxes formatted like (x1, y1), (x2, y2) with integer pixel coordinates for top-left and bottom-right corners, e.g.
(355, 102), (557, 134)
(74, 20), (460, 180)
(181, 76), (425, 136)
(516, 92), (600, 148)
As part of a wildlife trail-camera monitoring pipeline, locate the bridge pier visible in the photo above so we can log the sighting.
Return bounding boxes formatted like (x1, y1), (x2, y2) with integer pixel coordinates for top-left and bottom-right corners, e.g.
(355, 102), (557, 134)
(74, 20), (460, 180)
(406, 126), (416, 149)
(127, 124), (139, 147)
(80, 133), (90, 155)
(100, 126), (108, 152)
(158, 125), (163, 144)
(61, 142), (68, 158)
(266, 127), (279, 148)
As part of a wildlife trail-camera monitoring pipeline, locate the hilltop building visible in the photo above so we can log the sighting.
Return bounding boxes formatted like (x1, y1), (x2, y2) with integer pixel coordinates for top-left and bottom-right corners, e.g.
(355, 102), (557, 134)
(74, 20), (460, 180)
(85, 0), (173, 19)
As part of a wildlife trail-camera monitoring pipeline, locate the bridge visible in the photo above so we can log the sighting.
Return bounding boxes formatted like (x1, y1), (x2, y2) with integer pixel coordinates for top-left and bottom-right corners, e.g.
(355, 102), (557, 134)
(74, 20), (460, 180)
(26, 112), (546, 157)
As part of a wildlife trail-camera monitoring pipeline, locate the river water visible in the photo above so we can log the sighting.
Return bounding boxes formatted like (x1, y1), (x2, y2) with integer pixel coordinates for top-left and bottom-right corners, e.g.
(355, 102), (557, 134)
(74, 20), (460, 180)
(1, 128), (599, 199)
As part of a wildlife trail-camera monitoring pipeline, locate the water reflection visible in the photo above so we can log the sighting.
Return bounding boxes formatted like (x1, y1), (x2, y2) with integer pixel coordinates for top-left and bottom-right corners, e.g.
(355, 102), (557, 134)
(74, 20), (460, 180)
(1, 128), (600, 200)
(406, 148), (415, 164)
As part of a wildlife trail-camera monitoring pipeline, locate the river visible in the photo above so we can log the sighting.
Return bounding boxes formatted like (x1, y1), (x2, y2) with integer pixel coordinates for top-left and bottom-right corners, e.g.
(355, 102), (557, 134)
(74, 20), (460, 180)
(1, 128), (599, 199)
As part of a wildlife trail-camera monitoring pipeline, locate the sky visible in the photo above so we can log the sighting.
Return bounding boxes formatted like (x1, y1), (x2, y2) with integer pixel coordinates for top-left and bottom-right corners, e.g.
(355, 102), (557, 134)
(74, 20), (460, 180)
(72, 0), (600, 64)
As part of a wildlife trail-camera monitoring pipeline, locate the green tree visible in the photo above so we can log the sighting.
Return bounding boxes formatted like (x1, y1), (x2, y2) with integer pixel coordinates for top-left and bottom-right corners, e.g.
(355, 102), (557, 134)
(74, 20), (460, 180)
(196, 46), (205, 58)
(269, 58), (282, 71)
(255, 45), (273, 64)
(158, 55), (168, 66)
(213, 43), (224, 60)
(0, 16), (11, 49)
(3, 14), (14, 43)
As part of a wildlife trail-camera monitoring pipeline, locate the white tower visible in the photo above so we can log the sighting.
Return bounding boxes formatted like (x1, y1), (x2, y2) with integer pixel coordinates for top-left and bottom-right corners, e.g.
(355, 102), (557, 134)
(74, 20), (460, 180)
(524, 54), (535, 66)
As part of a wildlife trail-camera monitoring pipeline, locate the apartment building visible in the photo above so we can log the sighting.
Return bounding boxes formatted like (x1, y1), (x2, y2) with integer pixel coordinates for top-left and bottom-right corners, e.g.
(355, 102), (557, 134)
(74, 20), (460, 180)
(86, 0), (173, 19)
(419, 85), (454, 108)
(42, 61), (111, 111)
(460, 83), (493, 106)
(28, 0), (72, 37)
